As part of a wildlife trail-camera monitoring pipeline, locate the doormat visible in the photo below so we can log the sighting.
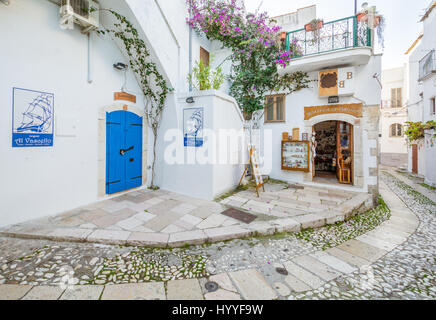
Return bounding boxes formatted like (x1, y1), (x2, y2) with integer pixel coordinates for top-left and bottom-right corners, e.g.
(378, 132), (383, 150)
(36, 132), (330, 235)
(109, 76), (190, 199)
(221, 208), (257, 224)
(288, 184), (304, 190)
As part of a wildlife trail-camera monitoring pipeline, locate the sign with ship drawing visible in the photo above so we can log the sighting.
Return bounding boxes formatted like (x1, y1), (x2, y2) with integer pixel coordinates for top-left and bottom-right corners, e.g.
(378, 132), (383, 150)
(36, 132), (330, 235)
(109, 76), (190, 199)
(184, 107), (204, 147)
(12, 88), (54, 148)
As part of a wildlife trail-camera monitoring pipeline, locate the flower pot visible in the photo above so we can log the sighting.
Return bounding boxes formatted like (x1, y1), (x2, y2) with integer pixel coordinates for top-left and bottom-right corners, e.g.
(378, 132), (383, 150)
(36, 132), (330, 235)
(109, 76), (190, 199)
(280, 32), (287, 42)
(356, 13), (368, 22)
(305, 20), (323, 32)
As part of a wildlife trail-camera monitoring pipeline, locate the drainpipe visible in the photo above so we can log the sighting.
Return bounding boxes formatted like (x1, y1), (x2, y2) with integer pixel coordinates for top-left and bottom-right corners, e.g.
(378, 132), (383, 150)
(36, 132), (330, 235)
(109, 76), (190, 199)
(87, 32), (93, 84)
(189, 1), (193, 92)
(354, 0), (358, 15)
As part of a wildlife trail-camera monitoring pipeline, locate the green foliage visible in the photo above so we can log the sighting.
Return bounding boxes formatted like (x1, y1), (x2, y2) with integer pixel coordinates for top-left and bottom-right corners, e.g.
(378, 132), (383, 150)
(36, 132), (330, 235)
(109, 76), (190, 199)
(404, 121), (436, 145)
(187, 57), (225, 91)
(97, 10), (172, 188)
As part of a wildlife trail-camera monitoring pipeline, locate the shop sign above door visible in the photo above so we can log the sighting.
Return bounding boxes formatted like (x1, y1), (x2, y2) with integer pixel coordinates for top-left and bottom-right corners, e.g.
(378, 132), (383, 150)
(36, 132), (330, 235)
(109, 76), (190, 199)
(12, 88), (54, 148)
(114, 92), (137, 104)
(304, 103), (363, 120)
(319, 67), (355, 97)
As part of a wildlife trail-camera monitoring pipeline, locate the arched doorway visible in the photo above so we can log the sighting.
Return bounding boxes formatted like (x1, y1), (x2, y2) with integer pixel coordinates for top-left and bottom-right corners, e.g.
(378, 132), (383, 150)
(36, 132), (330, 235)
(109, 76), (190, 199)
(106, 110), (143, 194)
(313, 120), (353, 185)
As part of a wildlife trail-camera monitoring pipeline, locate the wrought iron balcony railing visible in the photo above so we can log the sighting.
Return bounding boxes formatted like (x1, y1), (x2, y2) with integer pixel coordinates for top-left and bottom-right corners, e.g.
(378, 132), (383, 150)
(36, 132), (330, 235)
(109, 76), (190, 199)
(419, 50), (435, 81)
(285, 16), (372, 59)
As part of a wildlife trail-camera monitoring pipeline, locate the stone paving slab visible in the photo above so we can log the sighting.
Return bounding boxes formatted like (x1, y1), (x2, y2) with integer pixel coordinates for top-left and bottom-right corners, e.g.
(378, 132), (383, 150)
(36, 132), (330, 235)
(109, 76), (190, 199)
(167, 279), (204, 300)
(228, 269), (278, 300)
(293, 255), (342, 282)
(282, 261), (325, 289)
(337, 239), (388, 263)
(60, 285), (104, 300)
(0, 284), (32, 300)
(101, 283), (166, 300)
(21, 286), (64, 300)
(309, 251), (357, 274)
(0, 184), (373, 248)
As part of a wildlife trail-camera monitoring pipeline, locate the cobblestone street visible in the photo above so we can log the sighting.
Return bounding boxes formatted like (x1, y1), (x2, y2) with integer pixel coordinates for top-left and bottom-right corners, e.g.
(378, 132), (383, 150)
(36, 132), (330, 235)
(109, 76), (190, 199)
(0, 171), (434, 300)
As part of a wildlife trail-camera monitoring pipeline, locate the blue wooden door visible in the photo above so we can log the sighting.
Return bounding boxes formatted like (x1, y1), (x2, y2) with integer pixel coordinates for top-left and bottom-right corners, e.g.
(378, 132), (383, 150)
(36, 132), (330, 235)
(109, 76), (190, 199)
(106, 111), (143, 194)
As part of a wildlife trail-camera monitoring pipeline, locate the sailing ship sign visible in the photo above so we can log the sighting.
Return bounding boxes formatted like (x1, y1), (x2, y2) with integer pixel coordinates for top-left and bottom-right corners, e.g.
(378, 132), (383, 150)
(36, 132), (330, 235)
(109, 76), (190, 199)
(12, 88), (54, 148)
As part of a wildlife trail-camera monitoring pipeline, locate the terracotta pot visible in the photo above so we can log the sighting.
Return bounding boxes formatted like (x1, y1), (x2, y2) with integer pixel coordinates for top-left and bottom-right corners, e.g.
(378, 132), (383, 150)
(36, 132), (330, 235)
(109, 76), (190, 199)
(280, 32), (287, 42)
(356, 12), (368, 22)
(305, 20), (323, 32)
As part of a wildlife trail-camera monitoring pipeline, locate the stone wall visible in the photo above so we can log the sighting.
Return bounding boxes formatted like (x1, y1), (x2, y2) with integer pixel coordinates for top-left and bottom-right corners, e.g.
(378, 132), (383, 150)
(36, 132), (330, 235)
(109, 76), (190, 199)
(362, 105), (381, 202)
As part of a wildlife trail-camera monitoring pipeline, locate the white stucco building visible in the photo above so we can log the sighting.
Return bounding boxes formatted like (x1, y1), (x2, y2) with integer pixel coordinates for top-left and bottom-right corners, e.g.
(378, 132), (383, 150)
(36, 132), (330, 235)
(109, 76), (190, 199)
(258, 6), (381, 199)
(0, 0), (381, 228)
(379, 67), (408, 168)
(405, 0), (436, 185)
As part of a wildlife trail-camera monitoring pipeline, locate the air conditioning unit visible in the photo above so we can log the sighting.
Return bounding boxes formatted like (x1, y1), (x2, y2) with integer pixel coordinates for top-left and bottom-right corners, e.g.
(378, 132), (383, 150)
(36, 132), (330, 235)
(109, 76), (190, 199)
(60, 0), (99, 32)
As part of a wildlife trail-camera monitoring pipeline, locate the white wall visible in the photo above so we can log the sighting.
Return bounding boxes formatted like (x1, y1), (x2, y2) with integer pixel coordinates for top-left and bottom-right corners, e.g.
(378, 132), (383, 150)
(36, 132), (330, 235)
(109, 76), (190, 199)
(273, 5), (317, 33)
(405, 2), (436, 181)
(155, 91), (245, 200)
(379, 67), (408, 166)
(0, 0), (144, 227)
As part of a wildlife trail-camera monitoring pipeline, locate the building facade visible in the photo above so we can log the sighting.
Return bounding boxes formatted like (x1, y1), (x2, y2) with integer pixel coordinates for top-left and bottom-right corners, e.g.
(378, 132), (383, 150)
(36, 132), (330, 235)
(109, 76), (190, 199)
(405, 0), (436, 185)
(257, 7), (381, 200)
(379, 67), (408, 168)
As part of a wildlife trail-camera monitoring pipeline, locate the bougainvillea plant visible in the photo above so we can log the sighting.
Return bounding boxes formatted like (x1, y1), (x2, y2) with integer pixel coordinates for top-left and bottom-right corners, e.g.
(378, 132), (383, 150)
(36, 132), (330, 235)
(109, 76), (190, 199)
(186, 0), (309, 115)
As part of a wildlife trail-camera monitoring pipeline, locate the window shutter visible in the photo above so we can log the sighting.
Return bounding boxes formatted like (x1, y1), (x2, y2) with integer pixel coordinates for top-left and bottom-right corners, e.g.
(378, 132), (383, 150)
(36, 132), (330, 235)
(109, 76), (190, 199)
(397, 88), (402, 107)
(200, 47), (210, 67)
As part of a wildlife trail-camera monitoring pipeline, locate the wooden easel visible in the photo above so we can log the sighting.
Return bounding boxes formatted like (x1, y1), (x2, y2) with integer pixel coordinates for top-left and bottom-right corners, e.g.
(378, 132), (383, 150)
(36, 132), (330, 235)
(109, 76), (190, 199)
(239, 146), (265, 197)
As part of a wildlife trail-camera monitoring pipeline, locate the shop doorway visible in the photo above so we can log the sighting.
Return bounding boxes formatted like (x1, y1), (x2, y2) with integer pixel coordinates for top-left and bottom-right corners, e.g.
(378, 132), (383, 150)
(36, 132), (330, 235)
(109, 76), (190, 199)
(313, 121), (353, 185)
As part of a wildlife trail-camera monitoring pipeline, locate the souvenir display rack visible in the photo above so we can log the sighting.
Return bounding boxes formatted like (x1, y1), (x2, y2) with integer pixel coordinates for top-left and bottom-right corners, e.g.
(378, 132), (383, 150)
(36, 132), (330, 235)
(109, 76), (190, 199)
(281, 140), (310, 172)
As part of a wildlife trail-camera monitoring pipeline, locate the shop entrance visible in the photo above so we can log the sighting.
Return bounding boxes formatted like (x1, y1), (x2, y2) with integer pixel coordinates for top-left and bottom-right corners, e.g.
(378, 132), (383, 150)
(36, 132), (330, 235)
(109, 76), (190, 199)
(313, 121), (353, 185)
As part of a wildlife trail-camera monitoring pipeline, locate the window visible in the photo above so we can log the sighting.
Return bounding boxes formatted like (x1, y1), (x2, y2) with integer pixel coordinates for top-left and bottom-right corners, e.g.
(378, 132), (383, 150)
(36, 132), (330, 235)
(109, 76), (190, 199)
(390, 123), (403, 137)
(431, 97), (436, 116)
(200, 47), (210, 67)
(265, 94), (285, 122)
(391, 88), (402, 108)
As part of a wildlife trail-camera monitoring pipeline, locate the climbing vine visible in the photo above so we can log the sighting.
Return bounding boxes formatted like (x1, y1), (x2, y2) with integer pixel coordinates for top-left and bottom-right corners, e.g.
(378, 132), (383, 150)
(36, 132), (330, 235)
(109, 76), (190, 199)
(97, 10), (172, 188)
(186, 0), (309, 115)
(404, 121), (436, 145)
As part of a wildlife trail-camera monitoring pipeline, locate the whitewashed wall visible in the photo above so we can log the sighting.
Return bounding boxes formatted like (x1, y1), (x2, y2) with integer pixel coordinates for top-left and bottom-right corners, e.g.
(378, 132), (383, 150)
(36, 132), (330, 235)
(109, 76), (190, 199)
(0, 0), (144, 227)
(380, 67), (408, 167)
(155, 90), (245, 200)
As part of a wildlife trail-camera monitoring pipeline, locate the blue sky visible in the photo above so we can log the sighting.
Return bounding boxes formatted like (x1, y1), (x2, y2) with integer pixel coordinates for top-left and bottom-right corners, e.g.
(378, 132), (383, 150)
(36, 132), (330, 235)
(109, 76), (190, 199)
(244, 0), (430, 70)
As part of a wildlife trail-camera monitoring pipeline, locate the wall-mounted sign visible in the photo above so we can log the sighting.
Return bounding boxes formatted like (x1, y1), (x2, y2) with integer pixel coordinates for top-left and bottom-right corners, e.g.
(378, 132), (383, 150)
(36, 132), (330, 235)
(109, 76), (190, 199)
(114, 92), (136, 104)
(184, 107), (204, 147)
(304, 103), (363, 120)
(328, 96), (340, 104)
(12, 88), (54, 148)
(319, 67), (355, 97)
(282, 140), (310, 172)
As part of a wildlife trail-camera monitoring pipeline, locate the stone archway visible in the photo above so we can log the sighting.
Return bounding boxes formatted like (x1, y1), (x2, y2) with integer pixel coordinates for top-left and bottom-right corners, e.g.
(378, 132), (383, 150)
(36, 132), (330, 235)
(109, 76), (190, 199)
(303, 113), (364, 188)
(97, 103), (148, 197)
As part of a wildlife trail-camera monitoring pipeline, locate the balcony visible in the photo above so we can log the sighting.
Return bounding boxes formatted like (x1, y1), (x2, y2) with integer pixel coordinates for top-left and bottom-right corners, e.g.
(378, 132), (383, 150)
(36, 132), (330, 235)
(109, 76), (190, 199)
(281, 16), (373, 73)
(419, 50), (436, 81)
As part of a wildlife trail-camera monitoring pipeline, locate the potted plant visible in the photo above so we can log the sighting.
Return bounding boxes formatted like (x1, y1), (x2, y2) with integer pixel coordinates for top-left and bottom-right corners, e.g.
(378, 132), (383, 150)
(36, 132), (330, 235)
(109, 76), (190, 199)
(280, 31), (287, 42)
(305, 19), (323, 32)
(356, 6), (386, 48)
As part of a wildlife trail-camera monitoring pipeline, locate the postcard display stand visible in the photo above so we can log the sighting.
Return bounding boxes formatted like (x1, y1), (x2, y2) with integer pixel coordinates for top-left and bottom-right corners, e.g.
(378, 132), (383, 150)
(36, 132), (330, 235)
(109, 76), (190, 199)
(282, 140), (310, 172)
